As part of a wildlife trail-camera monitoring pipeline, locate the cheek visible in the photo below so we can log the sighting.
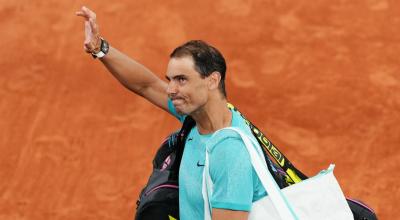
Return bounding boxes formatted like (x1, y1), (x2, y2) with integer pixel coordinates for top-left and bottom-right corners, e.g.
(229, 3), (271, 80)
(189, 88), (208, 104)
(180, 81), (208, 103)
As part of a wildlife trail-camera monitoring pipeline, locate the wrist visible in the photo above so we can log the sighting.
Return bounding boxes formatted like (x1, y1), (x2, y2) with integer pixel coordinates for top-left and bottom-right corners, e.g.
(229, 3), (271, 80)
(91, 36), (102, 53)
(91, 38), (109, 59)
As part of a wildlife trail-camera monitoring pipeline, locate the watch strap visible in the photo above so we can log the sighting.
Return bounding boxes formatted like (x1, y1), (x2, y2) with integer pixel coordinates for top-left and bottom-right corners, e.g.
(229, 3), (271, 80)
(91, 38), (109, 59)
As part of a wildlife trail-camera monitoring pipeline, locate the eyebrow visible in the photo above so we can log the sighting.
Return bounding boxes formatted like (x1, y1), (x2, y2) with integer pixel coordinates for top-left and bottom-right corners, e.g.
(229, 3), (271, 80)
(165, 74), (186, 81)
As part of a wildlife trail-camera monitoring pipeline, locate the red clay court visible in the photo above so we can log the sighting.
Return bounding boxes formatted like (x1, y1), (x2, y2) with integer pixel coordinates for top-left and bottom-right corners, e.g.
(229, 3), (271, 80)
(1, 0), (399, 219)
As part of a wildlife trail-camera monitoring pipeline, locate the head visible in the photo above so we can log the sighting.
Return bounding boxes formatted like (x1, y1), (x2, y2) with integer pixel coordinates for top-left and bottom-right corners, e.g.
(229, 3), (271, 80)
(166, 40), (227, 115)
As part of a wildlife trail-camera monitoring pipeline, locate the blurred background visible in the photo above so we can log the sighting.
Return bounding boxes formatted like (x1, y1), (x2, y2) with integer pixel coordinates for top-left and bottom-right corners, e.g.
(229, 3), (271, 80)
(1, 0), (399, 219)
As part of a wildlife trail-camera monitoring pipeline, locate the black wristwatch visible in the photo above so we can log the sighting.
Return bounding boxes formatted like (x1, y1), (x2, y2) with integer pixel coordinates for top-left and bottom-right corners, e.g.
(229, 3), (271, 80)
(91, 38), (109, 59)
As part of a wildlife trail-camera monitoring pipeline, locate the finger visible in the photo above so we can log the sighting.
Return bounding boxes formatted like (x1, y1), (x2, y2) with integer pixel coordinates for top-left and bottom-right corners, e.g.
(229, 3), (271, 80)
(89, 18), (99, 36)
(82, 6), (96, 21)
(84, 41), (94, 51)
(76, 6), (96, 20)
(76, 6), (90, 19)
(84, 45), (91, 53)
(84, 39), (91, 47)
(75, 11), (89, 19)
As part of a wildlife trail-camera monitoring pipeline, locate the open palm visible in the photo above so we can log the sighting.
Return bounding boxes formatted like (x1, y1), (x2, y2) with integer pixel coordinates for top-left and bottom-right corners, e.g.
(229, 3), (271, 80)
(76, 6), (101, 53)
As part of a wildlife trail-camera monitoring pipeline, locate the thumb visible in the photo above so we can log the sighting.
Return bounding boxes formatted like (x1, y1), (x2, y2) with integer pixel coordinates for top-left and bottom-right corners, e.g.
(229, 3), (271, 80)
(84, 45), (91, 53)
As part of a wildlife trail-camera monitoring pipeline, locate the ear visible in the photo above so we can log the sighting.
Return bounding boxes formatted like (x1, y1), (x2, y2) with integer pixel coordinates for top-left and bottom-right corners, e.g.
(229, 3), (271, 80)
(208, 71), (221, 91)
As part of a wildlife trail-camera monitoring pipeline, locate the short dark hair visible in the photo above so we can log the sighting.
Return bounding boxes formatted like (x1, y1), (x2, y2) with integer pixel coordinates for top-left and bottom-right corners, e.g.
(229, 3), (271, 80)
(170, 40), (227, 97)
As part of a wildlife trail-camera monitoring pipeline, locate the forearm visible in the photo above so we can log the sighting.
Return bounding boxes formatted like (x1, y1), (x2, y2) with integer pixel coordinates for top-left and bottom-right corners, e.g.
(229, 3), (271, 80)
(76, 6), (169, 110)
(99, 46), (161, 95)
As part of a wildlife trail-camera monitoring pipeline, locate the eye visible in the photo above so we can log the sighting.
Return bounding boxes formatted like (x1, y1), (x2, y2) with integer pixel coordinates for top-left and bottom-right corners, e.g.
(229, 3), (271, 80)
(177, 76), (187, 83)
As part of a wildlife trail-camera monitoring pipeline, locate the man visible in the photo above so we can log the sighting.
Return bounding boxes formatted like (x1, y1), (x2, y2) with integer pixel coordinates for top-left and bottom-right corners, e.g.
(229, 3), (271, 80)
(76, 6), (266, 220)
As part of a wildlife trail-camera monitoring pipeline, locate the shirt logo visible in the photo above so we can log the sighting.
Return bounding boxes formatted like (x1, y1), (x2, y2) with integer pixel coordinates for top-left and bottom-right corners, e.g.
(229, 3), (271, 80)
(197, 161), (205, 167)
(187, 137), (193, 141)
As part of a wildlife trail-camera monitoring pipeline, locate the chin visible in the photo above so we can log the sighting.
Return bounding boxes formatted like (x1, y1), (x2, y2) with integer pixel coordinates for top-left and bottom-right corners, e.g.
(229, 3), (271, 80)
(175, 105), (192, 115)
(174, 106), (185, 114)
(176, 109), (188, 115)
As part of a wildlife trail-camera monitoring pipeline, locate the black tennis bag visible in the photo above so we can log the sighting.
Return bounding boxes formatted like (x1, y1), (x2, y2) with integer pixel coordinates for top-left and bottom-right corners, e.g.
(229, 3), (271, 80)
(135, 117), (195, 220)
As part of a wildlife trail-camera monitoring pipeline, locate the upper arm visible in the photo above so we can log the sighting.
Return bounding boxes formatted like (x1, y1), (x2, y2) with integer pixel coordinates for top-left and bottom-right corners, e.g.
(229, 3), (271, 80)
(99, 47), (172, 114)
(137, 80), (186, 122)
(208, 134), (254, 212)
(136, 79), (170, 113)
(208, 134), (252, 219)
(212, 208), (249, 220)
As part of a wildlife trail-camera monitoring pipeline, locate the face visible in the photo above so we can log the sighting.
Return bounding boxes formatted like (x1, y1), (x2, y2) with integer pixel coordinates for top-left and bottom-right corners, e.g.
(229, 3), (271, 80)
(166, 56), (209, 115)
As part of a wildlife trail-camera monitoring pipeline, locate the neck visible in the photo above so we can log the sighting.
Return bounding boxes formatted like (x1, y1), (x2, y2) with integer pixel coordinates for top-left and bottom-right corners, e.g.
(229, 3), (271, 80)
(190, 96), (232, 135)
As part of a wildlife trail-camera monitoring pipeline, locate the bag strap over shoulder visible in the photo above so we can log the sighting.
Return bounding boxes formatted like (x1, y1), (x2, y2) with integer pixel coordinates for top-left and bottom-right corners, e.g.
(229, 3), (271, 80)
(227, 103), (308, 184)
(170, 116), (196, 179)
(203, 127), (299, 220)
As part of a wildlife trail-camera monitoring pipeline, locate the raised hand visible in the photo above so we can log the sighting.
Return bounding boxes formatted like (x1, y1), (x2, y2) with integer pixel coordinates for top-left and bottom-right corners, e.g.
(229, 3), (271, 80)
(76, 6), (101, 54)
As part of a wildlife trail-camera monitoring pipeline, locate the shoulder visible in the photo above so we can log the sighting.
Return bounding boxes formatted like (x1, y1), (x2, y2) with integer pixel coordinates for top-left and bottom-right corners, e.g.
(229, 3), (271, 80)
(207, 128), (246, 153)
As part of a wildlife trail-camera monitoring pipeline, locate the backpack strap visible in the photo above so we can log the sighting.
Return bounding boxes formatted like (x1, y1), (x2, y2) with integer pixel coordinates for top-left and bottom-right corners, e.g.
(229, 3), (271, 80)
(170, 116), (196, 179)
(226, 103), (308, 184)
(168, 104), (307, 185)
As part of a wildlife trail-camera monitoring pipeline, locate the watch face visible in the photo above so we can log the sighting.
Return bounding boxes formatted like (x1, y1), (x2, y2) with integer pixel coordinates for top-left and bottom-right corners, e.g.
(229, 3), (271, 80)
(101, 40), (109, 53)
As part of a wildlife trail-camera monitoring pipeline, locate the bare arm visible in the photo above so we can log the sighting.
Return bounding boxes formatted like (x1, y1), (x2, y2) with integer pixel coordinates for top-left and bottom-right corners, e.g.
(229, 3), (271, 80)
(100, 47), (169, 111)
(212, 208), (249, 220)
(76, 6), (169, 112)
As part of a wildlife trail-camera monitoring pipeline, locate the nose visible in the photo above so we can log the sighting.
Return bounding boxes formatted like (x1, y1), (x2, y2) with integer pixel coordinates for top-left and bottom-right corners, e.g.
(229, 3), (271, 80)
(166, 81), (178, 97)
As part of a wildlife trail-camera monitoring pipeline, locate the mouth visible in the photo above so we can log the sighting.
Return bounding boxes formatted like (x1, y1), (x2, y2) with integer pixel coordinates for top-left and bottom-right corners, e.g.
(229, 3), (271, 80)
(172, 98), (184, 106)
